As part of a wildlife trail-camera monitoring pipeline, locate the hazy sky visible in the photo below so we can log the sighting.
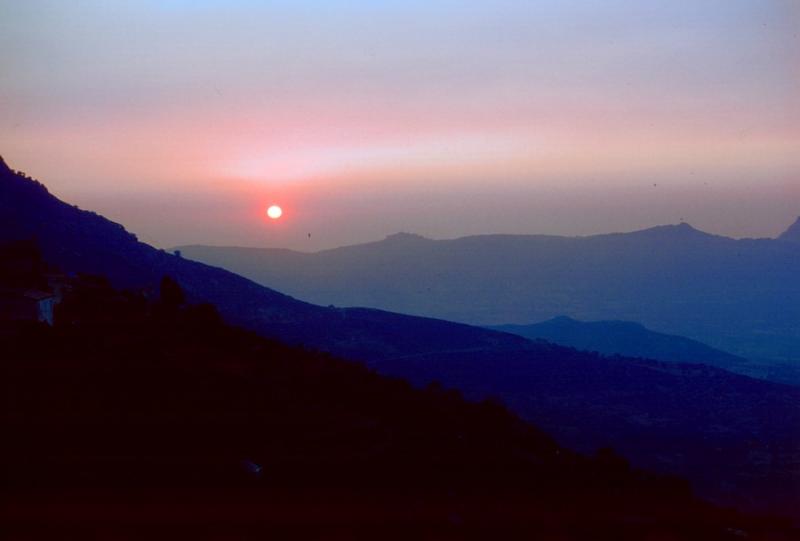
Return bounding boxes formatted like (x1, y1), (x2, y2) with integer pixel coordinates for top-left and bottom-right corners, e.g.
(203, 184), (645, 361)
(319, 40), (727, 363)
(1, 0), (798, 249)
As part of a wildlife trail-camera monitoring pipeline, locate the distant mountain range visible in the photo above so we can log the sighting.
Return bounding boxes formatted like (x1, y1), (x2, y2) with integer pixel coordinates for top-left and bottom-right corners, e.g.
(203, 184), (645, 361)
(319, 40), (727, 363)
(492, 316), (800, 386)
(176, 220), (800, 365)
(2, 155), (798, 516)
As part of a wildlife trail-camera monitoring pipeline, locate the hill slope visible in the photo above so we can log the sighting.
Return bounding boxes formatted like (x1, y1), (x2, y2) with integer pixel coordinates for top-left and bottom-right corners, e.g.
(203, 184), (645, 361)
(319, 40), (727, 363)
(491, 317), (800, 385)
(176, 223), (800, 364)
(493, 316), (747, 367)
(372, 344), (800, 517)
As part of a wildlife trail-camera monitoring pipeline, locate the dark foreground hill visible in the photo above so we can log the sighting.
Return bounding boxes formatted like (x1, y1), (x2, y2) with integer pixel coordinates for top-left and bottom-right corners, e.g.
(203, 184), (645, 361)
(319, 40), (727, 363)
(6, 268), (794, 539)
(1, 156), (799, 518)
(492, 317), (800, 386)
(176, 221), (800, 366)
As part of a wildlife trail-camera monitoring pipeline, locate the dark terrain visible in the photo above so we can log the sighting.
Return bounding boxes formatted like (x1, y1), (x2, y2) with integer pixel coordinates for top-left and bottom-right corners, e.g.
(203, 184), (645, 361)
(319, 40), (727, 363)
(6, 249), (797, 539)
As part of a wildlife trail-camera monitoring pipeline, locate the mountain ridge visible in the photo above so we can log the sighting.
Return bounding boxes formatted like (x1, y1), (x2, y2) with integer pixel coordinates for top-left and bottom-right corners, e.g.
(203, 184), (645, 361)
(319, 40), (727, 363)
(178, 222), (726, 256)
(175, 216), (800, 363)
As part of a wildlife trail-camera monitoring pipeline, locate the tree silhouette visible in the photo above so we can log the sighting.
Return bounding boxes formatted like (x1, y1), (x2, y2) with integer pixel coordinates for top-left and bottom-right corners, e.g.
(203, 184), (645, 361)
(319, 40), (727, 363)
(159, 276), (185, 308)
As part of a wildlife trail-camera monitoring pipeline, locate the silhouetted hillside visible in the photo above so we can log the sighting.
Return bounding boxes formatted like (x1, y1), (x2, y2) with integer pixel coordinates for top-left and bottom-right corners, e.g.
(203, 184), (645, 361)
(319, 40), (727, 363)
(176, 222), (800, 365)
(492, 317), (800, 386)
(2, 157), (799, 518)
(6, 264), (793, 539)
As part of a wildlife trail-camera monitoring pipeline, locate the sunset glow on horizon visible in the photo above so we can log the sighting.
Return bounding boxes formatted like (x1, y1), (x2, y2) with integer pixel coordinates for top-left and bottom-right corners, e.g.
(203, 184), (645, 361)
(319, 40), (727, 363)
(1, 1), (798, 249)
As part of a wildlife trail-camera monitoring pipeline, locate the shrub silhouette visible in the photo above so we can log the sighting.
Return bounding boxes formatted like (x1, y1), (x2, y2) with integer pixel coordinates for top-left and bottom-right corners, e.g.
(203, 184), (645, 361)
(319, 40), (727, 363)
(159, 275), (185, 308)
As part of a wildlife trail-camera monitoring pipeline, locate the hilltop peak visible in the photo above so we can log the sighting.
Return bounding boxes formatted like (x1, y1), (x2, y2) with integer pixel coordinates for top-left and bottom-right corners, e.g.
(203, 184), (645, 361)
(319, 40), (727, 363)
(383, 232), (429, 243)
(0, 155), (51, 197)
(658, 222), (699, 233)
(631, 222), (711, 239)
(542, 316), (646, 332)
(777, 216), (800, 243)
(549, 315), (579, 324)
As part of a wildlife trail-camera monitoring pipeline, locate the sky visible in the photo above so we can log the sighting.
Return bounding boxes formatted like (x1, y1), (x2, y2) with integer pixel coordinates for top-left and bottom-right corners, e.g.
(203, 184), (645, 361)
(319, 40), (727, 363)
(1, 0), (798, 250)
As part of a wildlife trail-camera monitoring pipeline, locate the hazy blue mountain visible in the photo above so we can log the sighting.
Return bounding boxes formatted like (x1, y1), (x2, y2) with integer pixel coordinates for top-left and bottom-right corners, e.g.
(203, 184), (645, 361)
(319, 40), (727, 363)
(176, 222), (800, 365)
(778, 216), (800, 243)
(2, 156), (799, 516)
(492, 317), (800, 386)
(493, 316), (746, 366)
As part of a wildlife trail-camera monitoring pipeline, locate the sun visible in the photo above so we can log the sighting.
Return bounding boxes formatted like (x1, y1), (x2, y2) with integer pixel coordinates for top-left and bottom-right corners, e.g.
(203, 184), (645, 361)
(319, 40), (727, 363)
(266, 205), (283, 220)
